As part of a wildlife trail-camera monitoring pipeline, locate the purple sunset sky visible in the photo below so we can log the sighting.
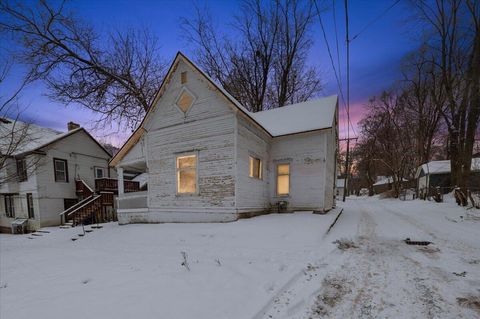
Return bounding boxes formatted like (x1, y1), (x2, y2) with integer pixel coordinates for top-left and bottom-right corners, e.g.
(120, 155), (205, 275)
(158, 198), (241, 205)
(2, 0), (418, 147)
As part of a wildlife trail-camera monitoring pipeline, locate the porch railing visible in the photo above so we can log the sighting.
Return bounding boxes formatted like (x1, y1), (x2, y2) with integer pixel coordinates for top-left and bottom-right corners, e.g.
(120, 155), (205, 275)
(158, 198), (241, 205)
(95, 178), (140, 193)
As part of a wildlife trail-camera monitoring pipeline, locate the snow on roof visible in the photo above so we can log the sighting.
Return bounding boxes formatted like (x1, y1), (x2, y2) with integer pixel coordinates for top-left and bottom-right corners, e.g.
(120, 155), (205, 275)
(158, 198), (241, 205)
(0, 118), (82, 156)
(373, 176), (408, 186)
(111, 52), (339, 166)
(250, 95), (338, 136)
(336, 178), (345, 188)
(416, 158), (480, 177)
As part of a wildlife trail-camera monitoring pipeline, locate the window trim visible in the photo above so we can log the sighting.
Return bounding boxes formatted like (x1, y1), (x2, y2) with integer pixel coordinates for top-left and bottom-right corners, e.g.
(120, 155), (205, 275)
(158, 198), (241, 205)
(276, 163), (290, 197)
(175, 152), (199, 195)
(26, 193), (34, 219)
(248, 156), (263, 180)
(181, 71), (187, 84)
(4, 194), (15, 218)
(174, 87), (196, 116)
(53, 158), (69, 183)
(94, 166), (107, 179)
(16, 158), (27, 182)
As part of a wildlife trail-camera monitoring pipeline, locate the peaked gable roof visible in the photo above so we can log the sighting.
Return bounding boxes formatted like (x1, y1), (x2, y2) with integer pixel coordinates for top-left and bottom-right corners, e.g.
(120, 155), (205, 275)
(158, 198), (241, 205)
(110, 52), (337, 166)
(0, 118), (111, 158)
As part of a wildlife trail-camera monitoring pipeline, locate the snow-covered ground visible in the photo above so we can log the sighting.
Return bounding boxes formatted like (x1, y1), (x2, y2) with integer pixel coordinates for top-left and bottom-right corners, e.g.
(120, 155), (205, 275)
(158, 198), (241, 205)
(1, 197), (479, 319)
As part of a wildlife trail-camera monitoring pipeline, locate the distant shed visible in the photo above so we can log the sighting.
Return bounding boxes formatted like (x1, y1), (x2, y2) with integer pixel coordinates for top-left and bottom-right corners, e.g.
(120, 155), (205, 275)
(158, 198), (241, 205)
(415, 159), (480, 196)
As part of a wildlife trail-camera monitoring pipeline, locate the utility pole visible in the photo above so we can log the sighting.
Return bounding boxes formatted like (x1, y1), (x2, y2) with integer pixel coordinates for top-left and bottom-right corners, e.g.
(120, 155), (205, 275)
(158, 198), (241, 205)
(342, 0), (350, 202)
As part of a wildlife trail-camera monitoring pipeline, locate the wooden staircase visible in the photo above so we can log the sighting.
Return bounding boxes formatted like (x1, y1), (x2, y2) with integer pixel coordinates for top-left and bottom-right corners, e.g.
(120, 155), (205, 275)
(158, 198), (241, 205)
(60, 194), (106, 226)
(60, 178), (139, 227)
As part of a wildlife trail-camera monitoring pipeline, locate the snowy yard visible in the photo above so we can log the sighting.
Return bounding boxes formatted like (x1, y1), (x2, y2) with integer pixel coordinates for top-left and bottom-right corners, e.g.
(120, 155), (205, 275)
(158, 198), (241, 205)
(1, 197), (479, 319)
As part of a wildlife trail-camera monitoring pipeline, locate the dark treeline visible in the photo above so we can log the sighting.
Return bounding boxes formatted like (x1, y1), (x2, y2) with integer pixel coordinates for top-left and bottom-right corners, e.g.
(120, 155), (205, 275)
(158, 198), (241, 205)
(353, 0), (480, 197)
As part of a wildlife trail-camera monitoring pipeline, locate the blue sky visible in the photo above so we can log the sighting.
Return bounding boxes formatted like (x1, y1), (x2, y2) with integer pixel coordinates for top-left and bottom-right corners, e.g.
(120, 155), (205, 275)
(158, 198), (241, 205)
(1, 0), (418, 146)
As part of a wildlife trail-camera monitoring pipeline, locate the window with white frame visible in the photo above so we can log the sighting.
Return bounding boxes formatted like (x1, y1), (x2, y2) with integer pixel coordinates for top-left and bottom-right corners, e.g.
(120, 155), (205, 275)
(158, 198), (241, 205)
(27, 193), (34, 219)
(94, 166), (106, 179)
(16, 158), (27, 182)
(249, 156), (262, 179)
(54, 158), (68, 182)
(276, 163), (290, 196)
(4, 194), (15, 218)
(176, 154), (197, 194)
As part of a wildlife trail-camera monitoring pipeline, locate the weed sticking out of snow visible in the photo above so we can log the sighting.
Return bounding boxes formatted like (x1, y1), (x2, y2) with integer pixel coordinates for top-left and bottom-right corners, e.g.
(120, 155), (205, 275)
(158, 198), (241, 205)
(181, 251), (190, 271)
(81, 278), (91, 284)
(457, 296), (480, 314)
(0, 282), (7, 289)
(310, 275), (352, 317)
(214, 258), (221, 266)
(306, 263), (319, 271)
(452, 271), (467, 277)
(333, 238), (358, 250)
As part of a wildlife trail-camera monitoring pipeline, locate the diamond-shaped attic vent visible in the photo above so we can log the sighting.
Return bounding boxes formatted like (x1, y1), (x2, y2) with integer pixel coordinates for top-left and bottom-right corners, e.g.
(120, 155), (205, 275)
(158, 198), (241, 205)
(176, 89), (194, 113)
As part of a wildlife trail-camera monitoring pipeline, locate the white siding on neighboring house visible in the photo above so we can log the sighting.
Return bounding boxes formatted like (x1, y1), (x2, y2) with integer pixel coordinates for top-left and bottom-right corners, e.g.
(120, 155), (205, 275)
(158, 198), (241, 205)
(35, 130), (111, 226)
(1, 128), (111, 232)
(0, 154), (42, 231)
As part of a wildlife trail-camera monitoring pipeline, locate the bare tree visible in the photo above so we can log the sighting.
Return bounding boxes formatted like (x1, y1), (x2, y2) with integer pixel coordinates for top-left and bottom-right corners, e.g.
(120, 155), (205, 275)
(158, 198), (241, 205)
(412, 0), (480, 192)
(0, 58), (40, 185)
(182, 0), (322, 112)
(400, 46), (443, 167)
(0, 0), (167, 130)
(356, 91), (417, 197)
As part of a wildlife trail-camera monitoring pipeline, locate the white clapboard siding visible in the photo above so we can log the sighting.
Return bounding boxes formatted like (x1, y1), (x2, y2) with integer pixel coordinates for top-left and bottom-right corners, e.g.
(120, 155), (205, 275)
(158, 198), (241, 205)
(235, 115), (271, 212)
(147, 114), (236, 210)
(269, 130), (333, 210)
(141, 59), (237, 213)
(145, 60), (233, 133)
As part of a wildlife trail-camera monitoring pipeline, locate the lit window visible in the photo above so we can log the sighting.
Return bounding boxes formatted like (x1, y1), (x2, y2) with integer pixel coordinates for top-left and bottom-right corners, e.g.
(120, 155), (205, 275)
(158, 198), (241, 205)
(176, 90), (194, 113)
(249, 156), (262, 179)
(54, 158), (68, 182)
(176, 154), (197, 194)
(277, 163), (290, 196)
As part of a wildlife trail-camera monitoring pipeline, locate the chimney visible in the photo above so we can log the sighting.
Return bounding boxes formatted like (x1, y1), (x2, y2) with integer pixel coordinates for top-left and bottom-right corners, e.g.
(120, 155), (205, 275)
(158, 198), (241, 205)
(67, 121), (80, 131)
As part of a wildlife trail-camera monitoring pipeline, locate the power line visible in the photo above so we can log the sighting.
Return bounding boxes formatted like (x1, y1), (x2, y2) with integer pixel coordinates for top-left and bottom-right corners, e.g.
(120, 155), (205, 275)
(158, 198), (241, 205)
(332, 0), (342, 90)
(313, 0), (357, 139)
(342, 0), (350, 202)
(350, 0), (401, 42)
(313, 0), (348, 137)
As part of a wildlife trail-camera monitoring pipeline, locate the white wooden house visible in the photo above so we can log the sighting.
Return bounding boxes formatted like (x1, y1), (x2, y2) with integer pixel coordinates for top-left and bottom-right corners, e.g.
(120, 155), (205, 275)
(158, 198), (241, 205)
(416, 159), (480, 196)
(0, 120), (113, 232)
(110, 52), (339, 224)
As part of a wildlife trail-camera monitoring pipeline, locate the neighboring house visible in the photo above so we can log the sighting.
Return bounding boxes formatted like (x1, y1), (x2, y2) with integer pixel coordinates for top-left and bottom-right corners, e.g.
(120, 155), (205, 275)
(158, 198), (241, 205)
(336, 178), (345, 199)
(416, 159), (480, 196)
(372, 176), (408, 194)
(110, 52), (339, 224)
(0, 120), (113, 233)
